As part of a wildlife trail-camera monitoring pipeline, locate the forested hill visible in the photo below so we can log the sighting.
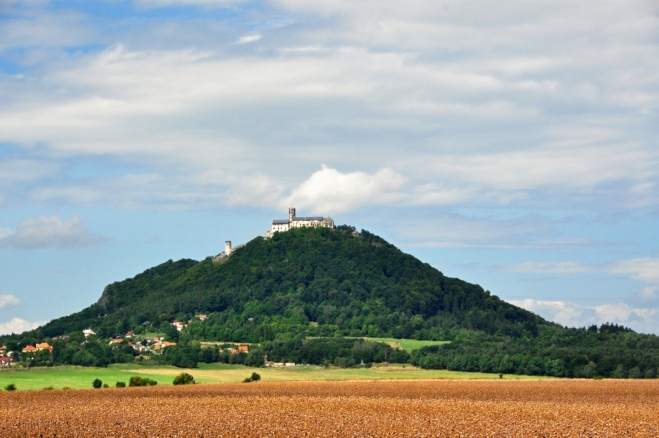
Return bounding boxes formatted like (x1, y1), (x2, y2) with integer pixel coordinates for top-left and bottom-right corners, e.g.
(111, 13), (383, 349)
(7, 226), (659, 378)
(23, 226), (547, 341)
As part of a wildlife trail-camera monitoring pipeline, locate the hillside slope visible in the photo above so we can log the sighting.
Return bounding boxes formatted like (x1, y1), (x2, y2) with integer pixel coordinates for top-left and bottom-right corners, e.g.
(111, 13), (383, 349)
(35, 226), (546, 341)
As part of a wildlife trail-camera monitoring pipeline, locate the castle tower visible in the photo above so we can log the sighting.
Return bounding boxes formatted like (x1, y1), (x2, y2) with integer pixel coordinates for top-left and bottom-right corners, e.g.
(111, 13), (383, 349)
(225, 241), (232, 256)
(288, 207), (296, 222)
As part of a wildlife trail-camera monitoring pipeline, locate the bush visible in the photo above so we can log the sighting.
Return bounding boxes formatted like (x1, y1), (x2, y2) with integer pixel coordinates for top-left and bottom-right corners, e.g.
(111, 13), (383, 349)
(242, 372), (261, 383)
(116, 381), (126, 388)
(92, 378), (103, 389)
(628, 367), (642, 379)
(333, 357), (356, 368)
(129, 376), (157, 387)
(164, 346), (198, 368)
(4, 383), (16, 391)
(129, 376), (142, 387)
(173, 372), (195, 385)
(102, 383), (109, 388)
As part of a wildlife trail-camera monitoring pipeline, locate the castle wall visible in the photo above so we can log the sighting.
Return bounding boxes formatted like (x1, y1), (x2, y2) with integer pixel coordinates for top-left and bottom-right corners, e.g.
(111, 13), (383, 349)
(268, 207), (334, 237)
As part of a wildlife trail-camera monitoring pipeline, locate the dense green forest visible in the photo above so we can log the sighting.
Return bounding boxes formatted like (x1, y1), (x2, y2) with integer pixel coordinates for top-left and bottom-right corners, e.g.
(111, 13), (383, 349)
(410, 323), (659, 378)
(24, 226), (543, 341)
(3, 226), (659, 377)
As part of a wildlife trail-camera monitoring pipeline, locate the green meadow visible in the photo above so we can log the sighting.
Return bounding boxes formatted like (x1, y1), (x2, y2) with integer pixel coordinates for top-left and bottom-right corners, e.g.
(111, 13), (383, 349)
(351, 337), (451, 352)
(0, 363), (554, 391)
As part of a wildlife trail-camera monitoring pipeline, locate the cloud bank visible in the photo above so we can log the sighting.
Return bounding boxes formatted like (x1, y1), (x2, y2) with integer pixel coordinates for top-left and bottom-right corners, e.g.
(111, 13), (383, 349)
(0, 0), (657, 213)
(0, 216), (101, 249)
(511, 299), (659, 334)
(0, 295), (21, 310)
(511, 258), (659, 296)
(509, 258), (659, 332)
(0, 318), (47, 336)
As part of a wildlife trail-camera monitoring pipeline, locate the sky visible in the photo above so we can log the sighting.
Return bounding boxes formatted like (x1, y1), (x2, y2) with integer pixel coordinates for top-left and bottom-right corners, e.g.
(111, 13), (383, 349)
(0, 0), (658, 335)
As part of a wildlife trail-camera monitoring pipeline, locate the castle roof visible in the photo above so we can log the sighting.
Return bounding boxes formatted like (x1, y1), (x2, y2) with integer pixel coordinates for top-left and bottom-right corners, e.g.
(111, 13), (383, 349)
(272, 216), (329, 224)
(294, 216), (326, 221)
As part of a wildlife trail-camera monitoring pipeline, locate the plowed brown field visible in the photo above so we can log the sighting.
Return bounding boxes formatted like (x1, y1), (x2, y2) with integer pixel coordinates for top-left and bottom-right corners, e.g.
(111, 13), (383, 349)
(1, 379), (658, 437)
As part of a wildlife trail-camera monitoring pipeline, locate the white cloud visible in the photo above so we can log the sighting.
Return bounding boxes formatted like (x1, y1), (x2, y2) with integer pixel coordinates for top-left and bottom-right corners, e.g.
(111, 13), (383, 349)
(392, 213), (589, 249)
(0, 318), (47, 336)
(225, 173), (284, 208)
(510, 298), (659, 333)
(427, 141), (658, 192)
(135, 0), (248, 6)
(281, 165), (407, 214)
(509, 259), (659, 283)
(637, 286), (659, 301)
(0, 215), (101, 249)
(0, 295), (20, 309)
(511, 261), (591, 275)
(237, 34), (262, 44)
(508, 258), (659, 306)
(0, 0), (657, 217)
(407, 184), (475, 206)
(1, 0), (657, 213)
(511, 299), (594, 327)
(0, 160), (58, 186)
(0, 6), (95, 52)
(610, 258), (659, 284)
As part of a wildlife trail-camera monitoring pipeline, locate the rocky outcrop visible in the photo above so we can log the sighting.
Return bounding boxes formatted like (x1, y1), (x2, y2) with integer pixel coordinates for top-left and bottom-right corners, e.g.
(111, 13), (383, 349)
(97, 285), (112, 307)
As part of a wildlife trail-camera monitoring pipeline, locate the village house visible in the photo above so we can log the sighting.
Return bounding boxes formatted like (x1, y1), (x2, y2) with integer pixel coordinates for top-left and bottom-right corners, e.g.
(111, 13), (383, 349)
(109, 339), (124, 345)
(0, 357), (11, 366)
(83, 328), (96, 337)
(130, 342), (149, 353)
(152, 340), (177, 351)
(36, 342), (53, 353)
(171, 321), (186, 331)
(21, 345), (37, 354)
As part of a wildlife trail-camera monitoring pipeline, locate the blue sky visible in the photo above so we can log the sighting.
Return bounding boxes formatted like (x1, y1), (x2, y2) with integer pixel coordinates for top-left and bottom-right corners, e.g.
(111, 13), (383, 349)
(1, 0), (658, 334)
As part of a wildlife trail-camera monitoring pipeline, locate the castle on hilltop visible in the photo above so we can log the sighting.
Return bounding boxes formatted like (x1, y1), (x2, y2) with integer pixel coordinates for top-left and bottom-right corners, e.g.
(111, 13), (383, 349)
(267, 208), (334, 238)
(213, 208), (334, 263)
